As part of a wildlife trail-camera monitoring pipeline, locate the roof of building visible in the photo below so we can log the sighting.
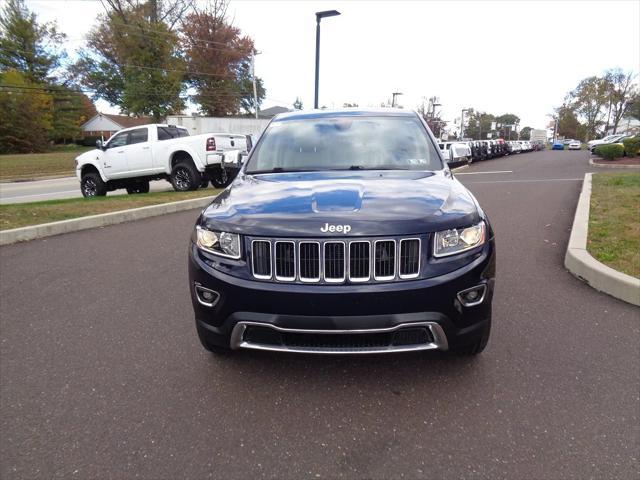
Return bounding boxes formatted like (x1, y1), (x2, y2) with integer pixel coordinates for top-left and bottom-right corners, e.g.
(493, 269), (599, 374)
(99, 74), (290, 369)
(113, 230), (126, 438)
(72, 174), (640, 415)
(258, 106), (291, 118)
(81, 113), (153, 130)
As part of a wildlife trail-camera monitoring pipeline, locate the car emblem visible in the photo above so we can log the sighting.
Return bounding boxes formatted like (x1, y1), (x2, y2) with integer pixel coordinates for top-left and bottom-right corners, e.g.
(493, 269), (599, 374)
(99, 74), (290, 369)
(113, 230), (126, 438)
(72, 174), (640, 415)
(320, 223), (352, 234)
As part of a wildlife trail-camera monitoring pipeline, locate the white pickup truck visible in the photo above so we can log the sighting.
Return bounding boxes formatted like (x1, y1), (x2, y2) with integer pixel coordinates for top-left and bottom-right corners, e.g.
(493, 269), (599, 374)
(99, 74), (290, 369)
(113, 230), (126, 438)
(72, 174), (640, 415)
(75, 124), (250, 197)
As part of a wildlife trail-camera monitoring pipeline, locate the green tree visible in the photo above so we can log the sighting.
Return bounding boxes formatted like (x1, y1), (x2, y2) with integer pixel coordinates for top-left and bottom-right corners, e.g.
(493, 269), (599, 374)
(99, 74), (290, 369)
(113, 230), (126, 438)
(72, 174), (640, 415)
(0, 0), (66, 83)
(50, 88), (97, 143)
(0, 69), (53, 153)
(519, 126), (532, 140)
(556, 106), (584, 140)
(603, 69), (638, 133)
(567, 76), (608, 140)
(293, 97), (303, 110)
(463, 110), (495, 140)
(72, 1), (186, 121)
(181, 0), (265, 116)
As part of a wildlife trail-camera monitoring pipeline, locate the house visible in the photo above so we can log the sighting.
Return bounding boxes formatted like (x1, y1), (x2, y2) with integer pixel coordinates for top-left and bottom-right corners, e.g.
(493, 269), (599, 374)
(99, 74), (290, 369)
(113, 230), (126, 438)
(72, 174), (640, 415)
(81, 113), (153, 139)
(605, 116), (640, 136)
(258, 106), (291, 119)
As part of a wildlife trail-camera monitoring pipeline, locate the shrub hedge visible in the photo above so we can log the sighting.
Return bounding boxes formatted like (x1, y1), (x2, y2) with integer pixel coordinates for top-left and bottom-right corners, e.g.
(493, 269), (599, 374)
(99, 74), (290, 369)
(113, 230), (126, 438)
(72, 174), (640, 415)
(595, 144), (625, 160)
(622, 136), (640, 158)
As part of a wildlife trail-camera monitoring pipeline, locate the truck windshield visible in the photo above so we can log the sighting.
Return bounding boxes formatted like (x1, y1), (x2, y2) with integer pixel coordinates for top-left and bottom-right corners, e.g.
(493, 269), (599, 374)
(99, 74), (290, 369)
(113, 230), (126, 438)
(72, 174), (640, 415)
(245, 115), (442, 173)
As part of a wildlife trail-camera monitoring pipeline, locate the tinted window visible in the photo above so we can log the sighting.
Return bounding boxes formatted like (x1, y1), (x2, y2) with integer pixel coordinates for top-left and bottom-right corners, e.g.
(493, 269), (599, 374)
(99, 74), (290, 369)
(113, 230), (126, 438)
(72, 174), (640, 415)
(246, 116), (442, 173)
(107, 132), (127, 148)
(128, 128), (148, 145)
(157, 126), (189, 140)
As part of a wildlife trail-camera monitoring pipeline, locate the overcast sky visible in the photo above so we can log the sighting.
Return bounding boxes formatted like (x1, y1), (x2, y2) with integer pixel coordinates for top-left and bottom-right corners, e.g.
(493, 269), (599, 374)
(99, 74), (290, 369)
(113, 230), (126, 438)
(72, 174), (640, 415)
(27, 0), (640, 130)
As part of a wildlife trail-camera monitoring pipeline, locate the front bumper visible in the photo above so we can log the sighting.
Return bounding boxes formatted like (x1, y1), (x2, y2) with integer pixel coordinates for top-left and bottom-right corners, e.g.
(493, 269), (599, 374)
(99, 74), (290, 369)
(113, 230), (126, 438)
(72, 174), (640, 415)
(188, 240), (495, 354)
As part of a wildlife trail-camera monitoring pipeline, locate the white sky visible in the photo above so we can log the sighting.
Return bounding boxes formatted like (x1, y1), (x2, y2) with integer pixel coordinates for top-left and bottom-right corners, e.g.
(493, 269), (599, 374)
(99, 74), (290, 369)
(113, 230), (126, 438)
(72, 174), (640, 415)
(25, 0), (640, 130)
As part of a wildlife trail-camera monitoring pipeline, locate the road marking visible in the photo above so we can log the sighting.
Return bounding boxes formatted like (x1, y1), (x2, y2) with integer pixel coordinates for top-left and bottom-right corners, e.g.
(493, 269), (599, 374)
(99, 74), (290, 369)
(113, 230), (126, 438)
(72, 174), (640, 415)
(463, 178), (583, 184)
(0, 190), (79, 201)
(456, 170), (513, 175)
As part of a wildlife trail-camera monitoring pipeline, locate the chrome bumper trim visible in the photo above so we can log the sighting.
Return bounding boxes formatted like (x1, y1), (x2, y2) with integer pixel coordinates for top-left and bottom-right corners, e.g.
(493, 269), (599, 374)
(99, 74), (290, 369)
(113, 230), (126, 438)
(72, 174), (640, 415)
(229, 321), (449, 354)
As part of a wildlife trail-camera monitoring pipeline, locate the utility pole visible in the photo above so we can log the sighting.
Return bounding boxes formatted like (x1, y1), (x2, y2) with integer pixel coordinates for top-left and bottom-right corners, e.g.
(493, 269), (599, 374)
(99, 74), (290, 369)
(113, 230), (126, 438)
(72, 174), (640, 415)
(314, 10), (341, 109)
(391, 91), (403, 108)
(251, 51), (259, 119)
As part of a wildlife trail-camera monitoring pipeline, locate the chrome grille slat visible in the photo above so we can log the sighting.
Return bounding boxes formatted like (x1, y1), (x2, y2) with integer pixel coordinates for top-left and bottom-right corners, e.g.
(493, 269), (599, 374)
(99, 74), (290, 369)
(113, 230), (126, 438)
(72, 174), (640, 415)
(324, 242), (345, 282)
(251, 240), (272, 279)
(349, 241), (370, 282)
(299, 242), (320, 282)
(374, 240), (396, 280)
(274, 241), (295, 281)
(399, 238), (420, 279)
(250, 237), (421, 283)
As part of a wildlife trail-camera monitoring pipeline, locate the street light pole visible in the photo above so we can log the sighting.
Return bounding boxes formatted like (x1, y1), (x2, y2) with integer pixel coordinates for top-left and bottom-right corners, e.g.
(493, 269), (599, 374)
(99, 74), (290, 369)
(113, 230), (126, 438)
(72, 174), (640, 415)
(314, 10), (340, 109)
(460, 108), (469, 140)
(391, 91), (403, 108)
(251, 51), (259, 119)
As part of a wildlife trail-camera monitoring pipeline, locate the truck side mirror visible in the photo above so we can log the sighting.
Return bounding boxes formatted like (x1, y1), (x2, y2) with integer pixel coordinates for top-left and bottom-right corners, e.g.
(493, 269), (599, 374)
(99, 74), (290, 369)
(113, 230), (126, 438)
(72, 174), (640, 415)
(96, 139), (103, 149)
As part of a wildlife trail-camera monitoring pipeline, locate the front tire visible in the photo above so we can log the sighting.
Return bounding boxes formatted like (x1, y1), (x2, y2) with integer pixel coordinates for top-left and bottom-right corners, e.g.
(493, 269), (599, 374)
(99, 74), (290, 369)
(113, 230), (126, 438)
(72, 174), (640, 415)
(170, 162), (201, 191)
(81, 172), (107, 197)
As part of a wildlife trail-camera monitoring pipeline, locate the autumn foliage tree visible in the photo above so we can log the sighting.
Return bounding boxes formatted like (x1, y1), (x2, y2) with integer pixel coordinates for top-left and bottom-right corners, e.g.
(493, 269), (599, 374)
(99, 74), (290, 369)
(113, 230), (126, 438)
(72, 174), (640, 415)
(181, 0), (265, 116)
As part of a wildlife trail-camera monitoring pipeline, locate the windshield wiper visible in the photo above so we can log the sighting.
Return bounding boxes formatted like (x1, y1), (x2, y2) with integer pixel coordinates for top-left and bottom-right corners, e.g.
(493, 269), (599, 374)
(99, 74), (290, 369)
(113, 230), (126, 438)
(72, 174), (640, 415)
(247, 167), (321, 174)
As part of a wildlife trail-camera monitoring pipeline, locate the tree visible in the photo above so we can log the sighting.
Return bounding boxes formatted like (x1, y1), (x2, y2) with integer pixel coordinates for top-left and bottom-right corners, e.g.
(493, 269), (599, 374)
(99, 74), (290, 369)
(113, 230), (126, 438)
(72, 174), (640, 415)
(603, 69), (638, 133)
(495, 113), (520, 139)
(463, 110), (495, 140)
(519, 126), (532, 140)
(181, 0), (265, 116)
(293, 97), (303, 110)
(567, 76), (608, 140)
(0, 69), (53, 153)
(556, 106), (584, 140)
(50, 88), (97, 143)
(72, 0), (187, 120)
(418, 98), (447, 138)
(0, 0), (66, 83)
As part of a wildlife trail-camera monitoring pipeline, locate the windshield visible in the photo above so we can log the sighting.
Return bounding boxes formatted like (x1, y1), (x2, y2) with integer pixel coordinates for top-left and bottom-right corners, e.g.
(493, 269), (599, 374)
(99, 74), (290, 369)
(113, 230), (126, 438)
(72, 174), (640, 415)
(245, 115), (442, 173)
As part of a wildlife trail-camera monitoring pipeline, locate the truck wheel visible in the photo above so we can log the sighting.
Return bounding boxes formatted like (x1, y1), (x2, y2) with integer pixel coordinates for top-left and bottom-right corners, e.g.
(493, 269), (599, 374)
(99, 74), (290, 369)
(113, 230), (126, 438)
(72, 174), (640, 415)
(126, 180), (150, 194)
(211, 169), (230, 188)
(452, 316), (491, 356)
(171, 162), (201, 191)
(81, 172), (107, 197)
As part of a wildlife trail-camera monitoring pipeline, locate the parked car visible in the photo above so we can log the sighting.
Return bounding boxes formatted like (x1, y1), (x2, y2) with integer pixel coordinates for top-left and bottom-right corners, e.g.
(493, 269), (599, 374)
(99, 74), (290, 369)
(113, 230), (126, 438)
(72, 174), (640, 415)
(589, 134), (629, 154)
(552, 140), (565, 150)
(563, 139), (575, 145)
(189, 108), (496, 356)
(439, 142), (472, 167)
(75, 124), (250, 196)
(587, 134), (620, 150)
(568, 140), (582, 150)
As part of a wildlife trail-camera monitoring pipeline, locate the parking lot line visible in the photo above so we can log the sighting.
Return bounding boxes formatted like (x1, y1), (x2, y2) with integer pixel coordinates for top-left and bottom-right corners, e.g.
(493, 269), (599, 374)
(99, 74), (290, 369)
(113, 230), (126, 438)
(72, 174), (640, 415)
(463, 178), (583, 184)
(456, 170), (513, 175)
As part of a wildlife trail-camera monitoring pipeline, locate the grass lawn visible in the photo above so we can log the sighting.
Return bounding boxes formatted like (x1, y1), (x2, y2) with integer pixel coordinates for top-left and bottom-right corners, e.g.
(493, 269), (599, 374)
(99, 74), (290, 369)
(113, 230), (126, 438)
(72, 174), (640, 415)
(0, 189), (220, 230)
(0, 146), (92, 181)
(588, 172), (640, 278)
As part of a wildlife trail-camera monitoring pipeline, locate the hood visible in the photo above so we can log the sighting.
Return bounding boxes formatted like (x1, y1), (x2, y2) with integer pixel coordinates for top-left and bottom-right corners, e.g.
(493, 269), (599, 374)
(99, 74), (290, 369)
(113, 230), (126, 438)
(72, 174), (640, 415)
(76, 149), (101, 162)
(200, 170), (479, 237)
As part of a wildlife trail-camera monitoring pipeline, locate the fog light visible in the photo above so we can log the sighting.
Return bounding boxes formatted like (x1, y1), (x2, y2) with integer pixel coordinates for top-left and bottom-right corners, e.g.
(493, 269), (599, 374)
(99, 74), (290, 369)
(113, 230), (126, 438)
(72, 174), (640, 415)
(195, 283), (220, 307)
(457, 285), (487, 307)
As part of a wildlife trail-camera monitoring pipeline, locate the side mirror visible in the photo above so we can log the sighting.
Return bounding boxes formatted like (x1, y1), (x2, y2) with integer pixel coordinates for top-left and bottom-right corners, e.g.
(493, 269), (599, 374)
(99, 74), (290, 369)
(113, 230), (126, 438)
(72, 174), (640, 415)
(96, 139), (103, 149)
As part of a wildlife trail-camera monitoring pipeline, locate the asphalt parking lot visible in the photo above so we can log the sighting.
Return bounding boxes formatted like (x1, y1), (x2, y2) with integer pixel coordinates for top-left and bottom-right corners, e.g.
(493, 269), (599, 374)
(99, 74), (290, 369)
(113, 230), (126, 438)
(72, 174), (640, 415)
(1, 150), (638, 479)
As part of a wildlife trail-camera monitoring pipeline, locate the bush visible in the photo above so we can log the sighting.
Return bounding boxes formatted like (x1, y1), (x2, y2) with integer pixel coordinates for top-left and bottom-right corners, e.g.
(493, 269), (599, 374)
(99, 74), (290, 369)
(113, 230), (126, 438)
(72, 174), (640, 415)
(595, 144), (625, 160)
(76, 136), (101, 147)
(622, 136), (640, 157)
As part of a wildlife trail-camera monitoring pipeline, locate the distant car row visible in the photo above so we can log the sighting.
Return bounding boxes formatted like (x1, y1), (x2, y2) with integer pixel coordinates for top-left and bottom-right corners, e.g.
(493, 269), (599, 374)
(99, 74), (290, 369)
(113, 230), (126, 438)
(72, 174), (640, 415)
(438, 139), (543, 165)
(587, 133), (634, 154)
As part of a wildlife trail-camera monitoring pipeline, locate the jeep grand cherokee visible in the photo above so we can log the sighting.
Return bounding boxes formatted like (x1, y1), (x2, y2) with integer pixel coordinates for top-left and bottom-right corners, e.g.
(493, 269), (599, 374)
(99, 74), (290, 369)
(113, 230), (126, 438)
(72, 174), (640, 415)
(188, 109), (495, 356)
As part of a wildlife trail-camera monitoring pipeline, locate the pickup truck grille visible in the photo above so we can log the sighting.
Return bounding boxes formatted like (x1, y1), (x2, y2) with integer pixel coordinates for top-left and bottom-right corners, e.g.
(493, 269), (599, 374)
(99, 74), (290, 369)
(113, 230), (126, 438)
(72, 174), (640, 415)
(250, 237), (421, 284)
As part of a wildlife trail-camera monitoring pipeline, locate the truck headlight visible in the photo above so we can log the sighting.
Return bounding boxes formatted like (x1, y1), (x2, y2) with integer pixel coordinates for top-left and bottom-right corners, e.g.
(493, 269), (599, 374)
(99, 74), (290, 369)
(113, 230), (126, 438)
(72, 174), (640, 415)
(433, 221), (485, 258)
(196, 226), (241, 259)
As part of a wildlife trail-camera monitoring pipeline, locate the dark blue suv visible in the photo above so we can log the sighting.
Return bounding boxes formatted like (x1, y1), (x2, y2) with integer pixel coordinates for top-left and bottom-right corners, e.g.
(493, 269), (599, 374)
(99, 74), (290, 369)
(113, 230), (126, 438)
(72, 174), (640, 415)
(189, 109), (495, 356)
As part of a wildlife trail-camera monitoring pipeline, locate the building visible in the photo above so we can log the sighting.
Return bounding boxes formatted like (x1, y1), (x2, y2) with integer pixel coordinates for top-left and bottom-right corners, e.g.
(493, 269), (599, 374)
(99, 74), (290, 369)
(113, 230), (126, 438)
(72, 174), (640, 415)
(605, 116), (640, 136)
(81, 113), (153, 139)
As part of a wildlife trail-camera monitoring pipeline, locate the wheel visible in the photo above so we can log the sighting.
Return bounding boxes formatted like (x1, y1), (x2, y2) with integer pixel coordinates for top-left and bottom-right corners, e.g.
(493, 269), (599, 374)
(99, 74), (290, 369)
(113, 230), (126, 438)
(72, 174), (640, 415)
(211, 168), (230, 188)
(81, 172), (107, 197)
(452, 316), (491, 356)
(126, 180), (150, 194)
(196, 322), (233, 355)
(170, 161), (201, 191)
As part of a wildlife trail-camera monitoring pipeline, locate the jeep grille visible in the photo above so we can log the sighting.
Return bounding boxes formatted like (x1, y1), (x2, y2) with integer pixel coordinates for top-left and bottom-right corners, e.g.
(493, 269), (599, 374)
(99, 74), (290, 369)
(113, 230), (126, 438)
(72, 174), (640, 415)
(250, 237), (421, 284)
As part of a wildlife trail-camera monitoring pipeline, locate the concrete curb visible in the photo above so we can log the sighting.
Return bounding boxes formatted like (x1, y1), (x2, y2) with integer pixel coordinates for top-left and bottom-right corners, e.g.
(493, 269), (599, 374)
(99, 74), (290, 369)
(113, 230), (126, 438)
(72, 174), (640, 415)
(564, 173), (640, 306)
(0, 196), (214, 246)
(588, 157), (640, 169)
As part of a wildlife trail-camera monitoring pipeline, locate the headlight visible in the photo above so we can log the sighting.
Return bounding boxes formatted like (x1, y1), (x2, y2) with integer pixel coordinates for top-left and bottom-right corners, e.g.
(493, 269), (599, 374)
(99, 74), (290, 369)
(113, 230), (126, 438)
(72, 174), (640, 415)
(433, 221), (485, 258)
(196, 226), (241, 259)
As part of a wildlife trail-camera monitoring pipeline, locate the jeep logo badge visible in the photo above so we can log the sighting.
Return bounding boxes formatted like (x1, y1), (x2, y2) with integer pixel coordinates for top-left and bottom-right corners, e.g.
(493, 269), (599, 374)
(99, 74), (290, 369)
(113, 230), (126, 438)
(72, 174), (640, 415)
(320, 223), (351, 234)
